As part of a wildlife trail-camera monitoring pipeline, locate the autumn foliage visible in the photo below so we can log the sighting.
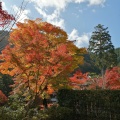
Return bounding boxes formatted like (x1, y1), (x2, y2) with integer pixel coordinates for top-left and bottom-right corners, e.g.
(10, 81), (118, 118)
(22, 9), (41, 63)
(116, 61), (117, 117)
(0, 2), (15, 27)
(87, 67), (120, 90)
(0, 19), (86, 104)
(105, 67), (120, 89)
(0, 90), (7, 105)
(69, 70), (89, 90)
(69, 67), (120, 90)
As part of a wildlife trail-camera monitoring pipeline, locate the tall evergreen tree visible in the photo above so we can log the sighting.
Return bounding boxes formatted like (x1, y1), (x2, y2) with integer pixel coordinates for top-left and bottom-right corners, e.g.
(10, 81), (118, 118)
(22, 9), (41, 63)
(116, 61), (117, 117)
(115, 47), (120, 66)
(88, 24), (117, 88)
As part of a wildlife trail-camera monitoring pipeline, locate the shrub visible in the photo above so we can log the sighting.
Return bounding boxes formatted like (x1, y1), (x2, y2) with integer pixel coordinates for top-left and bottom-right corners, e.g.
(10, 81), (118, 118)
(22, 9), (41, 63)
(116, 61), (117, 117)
(0, 93), (73, 120)
(41, 105), (73, 120)
(57, 89), (120, 120)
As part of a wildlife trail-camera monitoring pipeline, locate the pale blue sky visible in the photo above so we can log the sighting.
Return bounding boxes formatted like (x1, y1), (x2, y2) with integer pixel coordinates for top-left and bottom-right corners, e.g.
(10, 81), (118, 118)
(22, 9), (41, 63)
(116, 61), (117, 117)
(1, 0), (120, 48)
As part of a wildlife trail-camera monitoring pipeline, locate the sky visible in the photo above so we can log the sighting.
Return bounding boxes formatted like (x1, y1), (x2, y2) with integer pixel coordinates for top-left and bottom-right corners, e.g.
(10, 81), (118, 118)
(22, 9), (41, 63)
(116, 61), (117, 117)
(1, 0), (120, 48)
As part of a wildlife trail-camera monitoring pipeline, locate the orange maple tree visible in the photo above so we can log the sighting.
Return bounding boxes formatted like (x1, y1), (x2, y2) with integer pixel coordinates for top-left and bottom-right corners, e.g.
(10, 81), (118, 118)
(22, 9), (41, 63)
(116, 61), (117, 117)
(0, 2), (15, 27)
(87, 67), (120, 90)
(87, 75), (103, 90)
(104, 67), (120, 89)
(0, 90), (7, 106)
(69, 70), (89, 90)
(0, 19), (86, 106)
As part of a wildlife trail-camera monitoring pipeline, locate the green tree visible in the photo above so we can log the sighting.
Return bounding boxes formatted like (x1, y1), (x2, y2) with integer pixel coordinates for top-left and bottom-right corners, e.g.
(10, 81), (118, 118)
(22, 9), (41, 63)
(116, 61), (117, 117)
(88, 24), (117, 89)
(115, 47), (120, 66)
(0, 73), (13, 96)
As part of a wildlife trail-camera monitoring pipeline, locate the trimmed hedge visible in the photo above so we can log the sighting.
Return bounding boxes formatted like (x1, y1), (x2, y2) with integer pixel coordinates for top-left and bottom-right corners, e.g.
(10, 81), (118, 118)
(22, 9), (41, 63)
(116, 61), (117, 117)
(57, 89), (120, 120)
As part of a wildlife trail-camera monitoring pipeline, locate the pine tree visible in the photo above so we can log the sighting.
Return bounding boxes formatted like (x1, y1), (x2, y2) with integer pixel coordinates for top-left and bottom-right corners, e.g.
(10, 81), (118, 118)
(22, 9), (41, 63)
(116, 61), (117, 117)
(115, 47), (120, 66)
(88, 24), (117, 89)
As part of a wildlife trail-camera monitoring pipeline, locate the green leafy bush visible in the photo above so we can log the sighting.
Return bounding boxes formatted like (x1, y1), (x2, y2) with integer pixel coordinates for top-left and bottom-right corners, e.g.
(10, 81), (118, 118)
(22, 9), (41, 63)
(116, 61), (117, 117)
(0, 93), (73, 120)
(41, 105), (73, 120)
(57, 89), (120, 120)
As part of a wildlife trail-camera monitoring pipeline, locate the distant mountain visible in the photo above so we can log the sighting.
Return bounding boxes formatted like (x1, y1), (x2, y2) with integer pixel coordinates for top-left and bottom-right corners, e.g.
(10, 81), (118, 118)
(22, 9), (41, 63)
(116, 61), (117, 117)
(78, 48), (120, 74)
(76, 54), (101, 74)
(0, 31), (9, 52)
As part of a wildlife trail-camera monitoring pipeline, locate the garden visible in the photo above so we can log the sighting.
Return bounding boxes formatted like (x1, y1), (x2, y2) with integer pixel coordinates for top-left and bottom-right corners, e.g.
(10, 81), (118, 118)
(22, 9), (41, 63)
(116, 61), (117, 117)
(0, 1), (120, 119)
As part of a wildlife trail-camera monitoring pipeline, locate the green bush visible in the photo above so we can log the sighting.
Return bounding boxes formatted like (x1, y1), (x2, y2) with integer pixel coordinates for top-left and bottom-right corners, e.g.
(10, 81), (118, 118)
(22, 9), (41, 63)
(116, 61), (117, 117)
(0, 93), (73, 120)
(57, 89), (120, 120)
(41, 105), (73, 120)
(0, 105), (73, 120)
(0, 106), (26, 120)
(0, 94), (26, 120)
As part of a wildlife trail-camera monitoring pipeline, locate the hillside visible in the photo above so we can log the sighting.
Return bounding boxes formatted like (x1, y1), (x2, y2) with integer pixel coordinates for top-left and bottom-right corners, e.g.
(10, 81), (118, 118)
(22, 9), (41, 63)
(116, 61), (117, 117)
(0, 31), (9, 52)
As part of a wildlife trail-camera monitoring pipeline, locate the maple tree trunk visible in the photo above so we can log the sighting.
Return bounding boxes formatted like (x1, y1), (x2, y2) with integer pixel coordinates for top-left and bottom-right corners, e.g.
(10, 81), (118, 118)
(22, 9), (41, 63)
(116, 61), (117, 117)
(27, 75), (31, 90)
(43, 98), (48, 109)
